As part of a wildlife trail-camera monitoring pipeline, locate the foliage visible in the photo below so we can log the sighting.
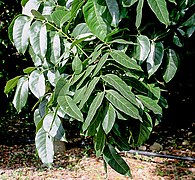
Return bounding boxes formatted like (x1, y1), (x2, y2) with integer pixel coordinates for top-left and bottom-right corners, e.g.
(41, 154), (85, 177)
(6, 0), (195, 176)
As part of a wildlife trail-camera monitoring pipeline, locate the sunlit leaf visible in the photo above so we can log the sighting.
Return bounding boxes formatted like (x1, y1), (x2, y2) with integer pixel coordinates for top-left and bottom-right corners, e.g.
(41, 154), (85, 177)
(4, 76), (21, 95)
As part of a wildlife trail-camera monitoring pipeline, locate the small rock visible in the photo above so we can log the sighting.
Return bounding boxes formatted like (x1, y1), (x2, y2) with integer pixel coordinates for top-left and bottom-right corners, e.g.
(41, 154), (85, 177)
(149, 142), (163, 152)
(138, 146), (147, 151)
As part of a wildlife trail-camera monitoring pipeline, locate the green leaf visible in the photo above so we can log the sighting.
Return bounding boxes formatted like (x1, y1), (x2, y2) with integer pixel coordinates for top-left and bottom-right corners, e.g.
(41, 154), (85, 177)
(105, 0), (120, 27)
(54, 77), (67, 101)
(147, 0), (170, 26)
(4, 76), (21, 95)
(53, 33), (61, 64)
(83, 0), (109, 41)
(30, 21), (47, 58)
(101, 74), (139, 107)
(88, 49), (102, 65)
(103, 144), (131, 177)
(72, 56), (83, 74)
(72, 23), (91, 38)
(163, 49), (179, 83)
(31, 9), (45, 20)
(182, 13), (195, 27)
(79, 76), (100, 109)
(122, 0), (138, 7)
(76, 65), (96, 89)
(82, 91), (105, 131)
(168, 0), (176, 5)
(57, 95), (83, 122)
(94, 125), (106, 157)
(146, 41), (164, 77)
(106, 90), (141, 121)
(51, 10), (70, 27)
(133, 112), (153, 146)
(21, 0), (29, 6)
(73, 83), (88, 104)
(35, 127), (54, 166)
(12, 77), (29, 113)
(29, 70), (46, 98)
(23, 67), (36, 74)
(136, 0), (144, 28)
(135, 35), (150, 62)
(108, 39), (137, 45)
(13, 15), (31, 54)
(92, 53), (108, 77)
(34, 109), (42, 127)
(102, 103), (116, 134)
(137, 95), (162, 114)
(110, 50), (143, 71)
(22, 0), (41, 16)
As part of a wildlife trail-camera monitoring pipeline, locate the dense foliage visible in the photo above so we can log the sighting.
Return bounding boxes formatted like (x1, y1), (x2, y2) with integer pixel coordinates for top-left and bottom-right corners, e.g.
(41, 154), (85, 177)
(5, 0), (194, 176)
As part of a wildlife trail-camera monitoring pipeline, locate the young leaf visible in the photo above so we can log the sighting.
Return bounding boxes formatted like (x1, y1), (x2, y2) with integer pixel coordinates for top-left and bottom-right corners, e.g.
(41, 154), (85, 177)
(29, 70), (46, 98)
(110, 50), (143, 71)
(72, 56), (83, 74)
(57, 95), (83, 122)
(105, 0), (120, 27)
(102, 103), (116, 134)
(13, 15), (31, 54)
(106, 90), (142, 121)
(135, 35), (150, 62)
(31, 9), (45, 20)
(101, 74), (139, 107)
(83, 0), (109, 41)
(147, 0), (170, 26)
(35, 127), (54, 166)
(137, 95), (162, 115)
(133, 112), (153, 146)
(163, 49), (179, 83)
(12, 77), (29, 113)
(82, 91), (105, 131)
(136, 0), (144, 28)
(23, 67), (36, 74)
(4, 76), (21, 95)
(146, 41), (164, 77)
(94, 125), (106, 157)
(79, 77), (100, 109)
(103, 144), (131, 177)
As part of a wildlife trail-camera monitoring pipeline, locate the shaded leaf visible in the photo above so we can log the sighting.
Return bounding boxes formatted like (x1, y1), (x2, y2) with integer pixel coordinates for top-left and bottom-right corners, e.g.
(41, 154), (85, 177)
(72, 56), (83, 74)
(163, 49), (179, 83)
(136, 0), (144, 28)
(103, 144), (131, 177)
(22, 0), (41, 16)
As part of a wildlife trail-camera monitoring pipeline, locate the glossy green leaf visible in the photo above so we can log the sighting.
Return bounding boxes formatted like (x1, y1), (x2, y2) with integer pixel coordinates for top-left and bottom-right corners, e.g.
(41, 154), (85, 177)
(72, 23), (91, 38)
(22, 0), (41, 16)
(94, 125), (106, 157)
(4, 76), (21, 95)
(12, 77), (29, 113)
(135, 35), (150, 62)
(73, 83), (88, 104)
(106, 90), (141, 121)
(72, 56), (83, 74)
(34, 109), (42, 127)
(110, 50), (143, 71)
(103, 144), (131, 177)
(137, 95), (162, 114)
(82, 91), (105, 131)
(29, 70), (46, 98)
(92, 53), (108, 77)
(13, 15), (31, 54)
(102, 103), (116, 134)
(30, 21), (47, 58)
(83, 0), (109, 41)
(29, 46), (42, 67)
(57, 95), (83, 122)
(163, 49), (179, 83)
(53, 33), (61, 63)
(108, 39), (136, 45)
(101, 74), (139, 107)
(79, 77), (100, 109)
(146, 41), (164, 77)
(105, 0), (120, 27)
(133, 112), (153, 146)
(136, 0), (144, 28)
(147, 0), (170, 26)
(31, 9), (45, 20)
(35, 127), (54, 166)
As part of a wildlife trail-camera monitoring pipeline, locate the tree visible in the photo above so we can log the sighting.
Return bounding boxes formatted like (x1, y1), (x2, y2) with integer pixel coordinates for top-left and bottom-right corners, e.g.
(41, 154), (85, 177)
(5, 0), (195, 177)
